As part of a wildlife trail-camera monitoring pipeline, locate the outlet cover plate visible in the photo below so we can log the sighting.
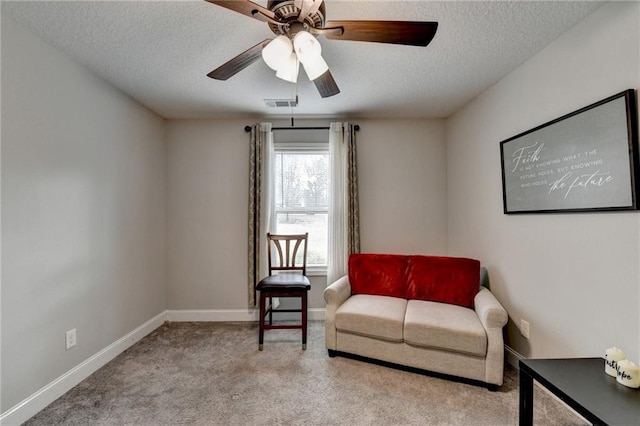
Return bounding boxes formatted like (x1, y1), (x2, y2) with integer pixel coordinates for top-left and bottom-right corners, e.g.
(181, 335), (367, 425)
(520, 320), (530, 339)
(65, 328), (77, 350)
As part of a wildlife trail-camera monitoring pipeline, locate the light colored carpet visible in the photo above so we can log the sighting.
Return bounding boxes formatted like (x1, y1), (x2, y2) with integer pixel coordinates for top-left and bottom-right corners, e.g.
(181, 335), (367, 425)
(24, 321), (585, 425)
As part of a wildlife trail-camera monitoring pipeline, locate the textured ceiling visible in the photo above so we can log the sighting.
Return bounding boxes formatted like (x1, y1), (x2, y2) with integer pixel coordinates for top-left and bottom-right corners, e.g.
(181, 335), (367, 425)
(2, 0), (605, 119)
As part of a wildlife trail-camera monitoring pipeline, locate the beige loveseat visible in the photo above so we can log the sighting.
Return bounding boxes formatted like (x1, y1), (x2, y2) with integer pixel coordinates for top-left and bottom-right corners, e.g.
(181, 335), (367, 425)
(324, 254), (508, 389)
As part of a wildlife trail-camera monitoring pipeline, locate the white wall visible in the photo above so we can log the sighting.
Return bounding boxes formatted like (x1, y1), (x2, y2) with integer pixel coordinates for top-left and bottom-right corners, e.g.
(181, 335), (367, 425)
(166, 118), (447, 310)
(446, 2), (640, 361)
(1, 15), (167, 411)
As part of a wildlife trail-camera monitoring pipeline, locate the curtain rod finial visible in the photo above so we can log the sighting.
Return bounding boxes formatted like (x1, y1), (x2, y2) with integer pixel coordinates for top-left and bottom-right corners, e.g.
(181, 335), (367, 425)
(244, 126), (252, 133)
(354, 124), (360, 131)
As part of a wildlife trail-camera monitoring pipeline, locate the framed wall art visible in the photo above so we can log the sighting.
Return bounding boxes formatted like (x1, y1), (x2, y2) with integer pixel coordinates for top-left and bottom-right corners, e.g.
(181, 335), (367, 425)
(500, 89), (639, 214)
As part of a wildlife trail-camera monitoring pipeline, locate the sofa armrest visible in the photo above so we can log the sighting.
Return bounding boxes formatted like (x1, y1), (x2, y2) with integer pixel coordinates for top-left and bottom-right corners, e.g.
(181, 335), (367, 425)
(474, 286), (508, 386)
(474, 287), (508, 330)
(324, 275), (352, 307)
(323, 275), (352, 350)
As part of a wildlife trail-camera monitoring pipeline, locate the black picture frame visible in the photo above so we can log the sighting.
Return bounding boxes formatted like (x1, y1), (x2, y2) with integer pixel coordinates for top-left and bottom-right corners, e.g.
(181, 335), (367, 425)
(500, 89), (639, 214)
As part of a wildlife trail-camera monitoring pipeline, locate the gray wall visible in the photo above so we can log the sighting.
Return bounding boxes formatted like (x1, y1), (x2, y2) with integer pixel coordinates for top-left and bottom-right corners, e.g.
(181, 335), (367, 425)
(1, 15), (167, 411)
(446, 1), (640, 361)
(356, 119), (448, 255)
(166, 118), (448, 310)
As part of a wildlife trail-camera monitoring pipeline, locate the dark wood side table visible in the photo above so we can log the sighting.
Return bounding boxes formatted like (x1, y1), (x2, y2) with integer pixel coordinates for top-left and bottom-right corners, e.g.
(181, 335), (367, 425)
(519, 358), (640, 425)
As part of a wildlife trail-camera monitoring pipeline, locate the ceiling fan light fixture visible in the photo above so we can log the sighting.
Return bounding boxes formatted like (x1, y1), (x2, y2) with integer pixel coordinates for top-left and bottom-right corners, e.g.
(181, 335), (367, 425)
(301, 54), (329, 81)
(275, 52), (300, 83)
(262, 35), (293, 71)
(292, 31), (322, 62)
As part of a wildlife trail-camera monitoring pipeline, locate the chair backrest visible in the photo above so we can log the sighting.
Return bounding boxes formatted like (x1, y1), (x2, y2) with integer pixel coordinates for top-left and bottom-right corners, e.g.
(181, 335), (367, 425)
(267, 233), (308, 276)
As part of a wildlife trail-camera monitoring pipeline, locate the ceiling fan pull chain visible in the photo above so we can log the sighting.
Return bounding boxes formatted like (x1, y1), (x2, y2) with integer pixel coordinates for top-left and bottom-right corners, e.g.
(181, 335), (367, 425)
(290, 82), (298, 127)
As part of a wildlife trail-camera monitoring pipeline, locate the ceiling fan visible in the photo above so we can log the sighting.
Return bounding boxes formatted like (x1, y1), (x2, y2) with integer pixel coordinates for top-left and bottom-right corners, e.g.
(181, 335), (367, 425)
(205, 0), (438, 98)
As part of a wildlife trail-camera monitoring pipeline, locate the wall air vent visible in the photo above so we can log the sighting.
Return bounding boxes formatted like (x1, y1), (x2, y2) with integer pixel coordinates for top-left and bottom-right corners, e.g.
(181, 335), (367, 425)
(264, 97), (298, 108)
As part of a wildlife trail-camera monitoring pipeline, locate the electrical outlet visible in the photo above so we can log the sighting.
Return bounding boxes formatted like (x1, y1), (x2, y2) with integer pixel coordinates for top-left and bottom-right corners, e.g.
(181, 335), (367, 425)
(520, 319), (530, 339)
(65, 328), (77, 350)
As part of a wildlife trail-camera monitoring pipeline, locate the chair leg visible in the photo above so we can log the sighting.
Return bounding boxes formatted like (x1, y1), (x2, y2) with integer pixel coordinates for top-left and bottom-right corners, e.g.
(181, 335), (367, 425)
(258, 292), (266, 351)
(301, 292), (308, 350)
(268, 296), (273, 325)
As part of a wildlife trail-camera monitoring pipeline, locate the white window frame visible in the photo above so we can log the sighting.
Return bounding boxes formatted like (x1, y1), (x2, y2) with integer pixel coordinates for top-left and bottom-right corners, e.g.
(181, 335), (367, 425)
(273, 141), (329, 276)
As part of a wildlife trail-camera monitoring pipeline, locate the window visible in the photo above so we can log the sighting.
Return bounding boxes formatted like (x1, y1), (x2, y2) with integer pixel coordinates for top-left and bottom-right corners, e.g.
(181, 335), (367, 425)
(273, 143), (329, 271)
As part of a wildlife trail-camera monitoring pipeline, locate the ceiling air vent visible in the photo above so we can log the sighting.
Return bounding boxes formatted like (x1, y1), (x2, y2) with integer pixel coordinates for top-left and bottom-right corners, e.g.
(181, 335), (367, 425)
(264, 98), (298, 108)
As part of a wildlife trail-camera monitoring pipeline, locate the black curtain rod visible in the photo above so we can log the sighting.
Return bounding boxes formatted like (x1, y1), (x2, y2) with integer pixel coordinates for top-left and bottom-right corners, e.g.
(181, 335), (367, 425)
(244, 125), (360, 132)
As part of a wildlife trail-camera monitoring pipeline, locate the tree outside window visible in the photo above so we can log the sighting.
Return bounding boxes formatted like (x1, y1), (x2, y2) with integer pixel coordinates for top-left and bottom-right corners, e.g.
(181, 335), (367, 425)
(274, 150), (328, 267)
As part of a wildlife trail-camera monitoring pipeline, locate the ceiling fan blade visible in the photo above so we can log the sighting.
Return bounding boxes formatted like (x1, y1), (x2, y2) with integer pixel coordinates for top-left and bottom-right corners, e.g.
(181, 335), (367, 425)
(204, 0), (276, 22)
(207, 39), (272, 81)
(323, 20), (438, 47)
(313, 70), (340, 98)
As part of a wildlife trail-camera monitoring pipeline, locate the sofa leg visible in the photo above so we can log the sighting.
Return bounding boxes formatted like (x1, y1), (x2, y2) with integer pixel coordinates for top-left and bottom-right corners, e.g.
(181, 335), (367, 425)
(328, 349), (337, 358)
(486, 384), (499, 392)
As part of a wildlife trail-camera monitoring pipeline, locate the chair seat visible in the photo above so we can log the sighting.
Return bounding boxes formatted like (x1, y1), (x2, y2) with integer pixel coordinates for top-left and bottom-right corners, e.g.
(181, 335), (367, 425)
(257, 274), (311, 291)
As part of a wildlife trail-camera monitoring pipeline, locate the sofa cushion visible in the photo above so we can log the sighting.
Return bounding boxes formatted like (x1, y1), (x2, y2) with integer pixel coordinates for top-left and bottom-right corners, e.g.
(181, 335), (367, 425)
(404, 300), (487, 356)
(405, 255), (480, 308)
(335, 294), (407, 342)
(348, 254), (408, 299)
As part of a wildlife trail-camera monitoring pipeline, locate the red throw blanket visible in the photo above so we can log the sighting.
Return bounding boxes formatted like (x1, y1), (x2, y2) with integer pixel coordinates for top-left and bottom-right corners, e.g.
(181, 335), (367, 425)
(348, 253), (480, 308)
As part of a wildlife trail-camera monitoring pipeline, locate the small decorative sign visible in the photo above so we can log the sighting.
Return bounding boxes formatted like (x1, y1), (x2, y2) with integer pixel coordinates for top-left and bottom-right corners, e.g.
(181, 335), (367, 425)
(605, 346), (627, 377)
(616, 360), (640, 389)
(500, 90), (639, 214)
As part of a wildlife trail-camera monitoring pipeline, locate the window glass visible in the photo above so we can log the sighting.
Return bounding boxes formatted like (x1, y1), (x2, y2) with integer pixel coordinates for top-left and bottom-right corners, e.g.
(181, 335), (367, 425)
(274, 149), (329, 267)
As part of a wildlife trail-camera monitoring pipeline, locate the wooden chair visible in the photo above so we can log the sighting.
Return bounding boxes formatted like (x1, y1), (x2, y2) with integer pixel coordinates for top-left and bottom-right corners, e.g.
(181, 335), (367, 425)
(256, 233), (311, 351)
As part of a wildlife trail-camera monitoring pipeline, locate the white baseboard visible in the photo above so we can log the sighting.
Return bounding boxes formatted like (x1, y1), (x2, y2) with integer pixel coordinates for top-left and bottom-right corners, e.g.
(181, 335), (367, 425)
(166, 308), (326, 322)
(166, 308), (258, 322)
(505, 345), (525, 369)
(0, 312), (167, 426)
(1, 307), (325, 425)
